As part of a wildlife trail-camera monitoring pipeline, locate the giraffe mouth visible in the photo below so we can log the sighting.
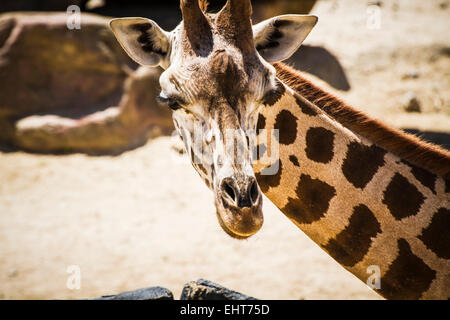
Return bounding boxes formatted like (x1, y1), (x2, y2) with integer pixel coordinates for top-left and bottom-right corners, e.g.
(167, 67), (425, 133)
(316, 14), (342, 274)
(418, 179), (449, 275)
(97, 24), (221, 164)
(214, 189), (264, 240)
(216, 209), (253, 240)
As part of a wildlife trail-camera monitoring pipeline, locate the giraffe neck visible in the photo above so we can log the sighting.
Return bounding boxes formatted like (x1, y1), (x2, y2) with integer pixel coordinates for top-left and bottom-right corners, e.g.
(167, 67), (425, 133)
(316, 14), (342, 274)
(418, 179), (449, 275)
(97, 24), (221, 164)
(254, 71), (450, 300)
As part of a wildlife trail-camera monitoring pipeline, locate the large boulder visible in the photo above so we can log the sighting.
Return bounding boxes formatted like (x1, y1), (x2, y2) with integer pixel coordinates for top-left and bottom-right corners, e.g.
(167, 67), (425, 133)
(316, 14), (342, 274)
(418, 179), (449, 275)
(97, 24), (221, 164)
(0, 12), (134, 121)
(14, 66), (173, 154)
(0, 12), (173, 154)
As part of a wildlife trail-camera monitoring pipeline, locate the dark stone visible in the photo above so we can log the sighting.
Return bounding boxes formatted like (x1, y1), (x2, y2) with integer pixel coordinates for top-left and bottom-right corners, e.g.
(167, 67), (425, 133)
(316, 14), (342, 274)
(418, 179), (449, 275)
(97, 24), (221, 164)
(180, 279), (257, 300)
(90, 286), (173, 300)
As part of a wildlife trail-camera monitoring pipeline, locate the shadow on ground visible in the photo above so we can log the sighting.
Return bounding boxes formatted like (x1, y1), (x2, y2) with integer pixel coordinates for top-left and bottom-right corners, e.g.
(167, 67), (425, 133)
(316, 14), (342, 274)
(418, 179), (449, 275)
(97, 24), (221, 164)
(287, 45), (351, 91)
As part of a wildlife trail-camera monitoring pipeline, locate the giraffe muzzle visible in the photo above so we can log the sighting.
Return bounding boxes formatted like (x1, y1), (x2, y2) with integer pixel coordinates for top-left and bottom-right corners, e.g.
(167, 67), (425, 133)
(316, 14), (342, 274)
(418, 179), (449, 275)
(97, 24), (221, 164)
(215, 175), (263, 239)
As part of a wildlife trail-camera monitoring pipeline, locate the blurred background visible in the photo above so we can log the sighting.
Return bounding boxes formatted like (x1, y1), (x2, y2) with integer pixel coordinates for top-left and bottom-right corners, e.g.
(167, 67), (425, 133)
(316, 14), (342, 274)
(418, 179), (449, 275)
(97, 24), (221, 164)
(0, 0), (448, 299)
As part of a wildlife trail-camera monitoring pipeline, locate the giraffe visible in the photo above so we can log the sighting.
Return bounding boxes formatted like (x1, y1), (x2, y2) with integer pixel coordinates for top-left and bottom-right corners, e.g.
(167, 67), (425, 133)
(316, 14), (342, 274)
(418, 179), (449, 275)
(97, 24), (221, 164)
(110, 0), (450, 299)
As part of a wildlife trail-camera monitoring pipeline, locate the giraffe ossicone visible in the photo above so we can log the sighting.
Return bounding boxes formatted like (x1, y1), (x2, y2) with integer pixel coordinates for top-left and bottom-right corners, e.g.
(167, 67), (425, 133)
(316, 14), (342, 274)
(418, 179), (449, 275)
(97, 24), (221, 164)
(111, 0), (450, 299)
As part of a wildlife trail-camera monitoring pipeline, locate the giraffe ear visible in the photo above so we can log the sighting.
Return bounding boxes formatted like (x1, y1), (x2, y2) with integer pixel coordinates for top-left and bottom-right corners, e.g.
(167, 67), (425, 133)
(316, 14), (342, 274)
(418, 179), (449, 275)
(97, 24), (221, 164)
(110, 18), (170, 67)
(253, 15), (318, 63)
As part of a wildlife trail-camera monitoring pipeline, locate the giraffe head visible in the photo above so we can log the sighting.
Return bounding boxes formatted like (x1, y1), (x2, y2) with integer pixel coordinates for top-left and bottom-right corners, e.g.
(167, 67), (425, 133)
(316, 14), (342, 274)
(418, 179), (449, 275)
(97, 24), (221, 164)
(110, 0), (317, 239)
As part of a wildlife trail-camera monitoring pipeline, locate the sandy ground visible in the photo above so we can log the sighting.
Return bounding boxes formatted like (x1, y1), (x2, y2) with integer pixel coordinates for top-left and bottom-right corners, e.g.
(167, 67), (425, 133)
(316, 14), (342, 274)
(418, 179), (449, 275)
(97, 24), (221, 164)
(0, 0), (449, 299)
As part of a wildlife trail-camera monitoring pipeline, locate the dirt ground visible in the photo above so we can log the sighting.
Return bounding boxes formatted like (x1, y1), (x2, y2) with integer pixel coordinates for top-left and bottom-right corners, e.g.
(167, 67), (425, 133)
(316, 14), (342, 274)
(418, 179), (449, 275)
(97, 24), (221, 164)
(0, 0), (449, 300)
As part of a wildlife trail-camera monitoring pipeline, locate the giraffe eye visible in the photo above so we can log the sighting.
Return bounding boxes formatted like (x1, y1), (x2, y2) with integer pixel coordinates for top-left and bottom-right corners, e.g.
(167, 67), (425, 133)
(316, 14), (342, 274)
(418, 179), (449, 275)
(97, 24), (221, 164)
(168, 101), (181, 111)
(157, 94), (182, 110)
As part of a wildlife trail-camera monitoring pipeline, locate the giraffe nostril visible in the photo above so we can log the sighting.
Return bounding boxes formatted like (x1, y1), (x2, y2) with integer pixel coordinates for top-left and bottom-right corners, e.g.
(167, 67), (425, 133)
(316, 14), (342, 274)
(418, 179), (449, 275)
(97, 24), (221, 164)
(221, 177), (260, 208)
(223, 180), (236, 203)
(249, 179), (259, 204)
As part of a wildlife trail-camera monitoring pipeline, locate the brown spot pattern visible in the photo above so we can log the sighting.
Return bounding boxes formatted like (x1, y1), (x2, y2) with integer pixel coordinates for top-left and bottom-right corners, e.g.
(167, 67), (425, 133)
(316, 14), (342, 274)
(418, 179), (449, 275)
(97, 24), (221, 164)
(403, 161), (437, 194)
(342, 142), (387, 189)
(255, 160), (283, 193)
(419, 208), (450, 259)
(289, 155), (300, 167)
(283, 174), (336, 224)
(305, 127), (335, 164)
(323, 204), (381, 267)
(256, 114), (266, 131)
(294, 94), (317, 116)
(380, 239), (436, 300)
(274, 110), (298, 145)
(262, 80), (286, 106)
(273, 62), (450, 178)
(383, 173), (425, 220)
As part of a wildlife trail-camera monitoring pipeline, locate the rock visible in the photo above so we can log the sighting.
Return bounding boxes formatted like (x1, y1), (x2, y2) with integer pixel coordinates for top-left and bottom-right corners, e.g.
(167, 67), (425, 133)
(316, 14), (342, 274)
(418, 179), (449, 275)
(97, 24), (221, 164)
(14, 66), (173, 155)
(0, 12), (135, 123)
(90, 286), (173, 300)
(0, 12), (173, 154)
(180, 279), (258, 300)
(402, 91), (421, 113)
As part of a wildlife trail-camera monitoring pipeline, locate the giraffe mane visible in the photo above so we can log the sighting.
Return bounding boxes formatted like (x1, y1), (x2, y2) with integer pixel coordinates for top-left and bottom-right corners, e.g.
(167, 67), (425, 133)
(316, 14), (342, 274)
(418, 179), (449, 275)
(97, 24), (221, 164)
(273, 62), (450, 179)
